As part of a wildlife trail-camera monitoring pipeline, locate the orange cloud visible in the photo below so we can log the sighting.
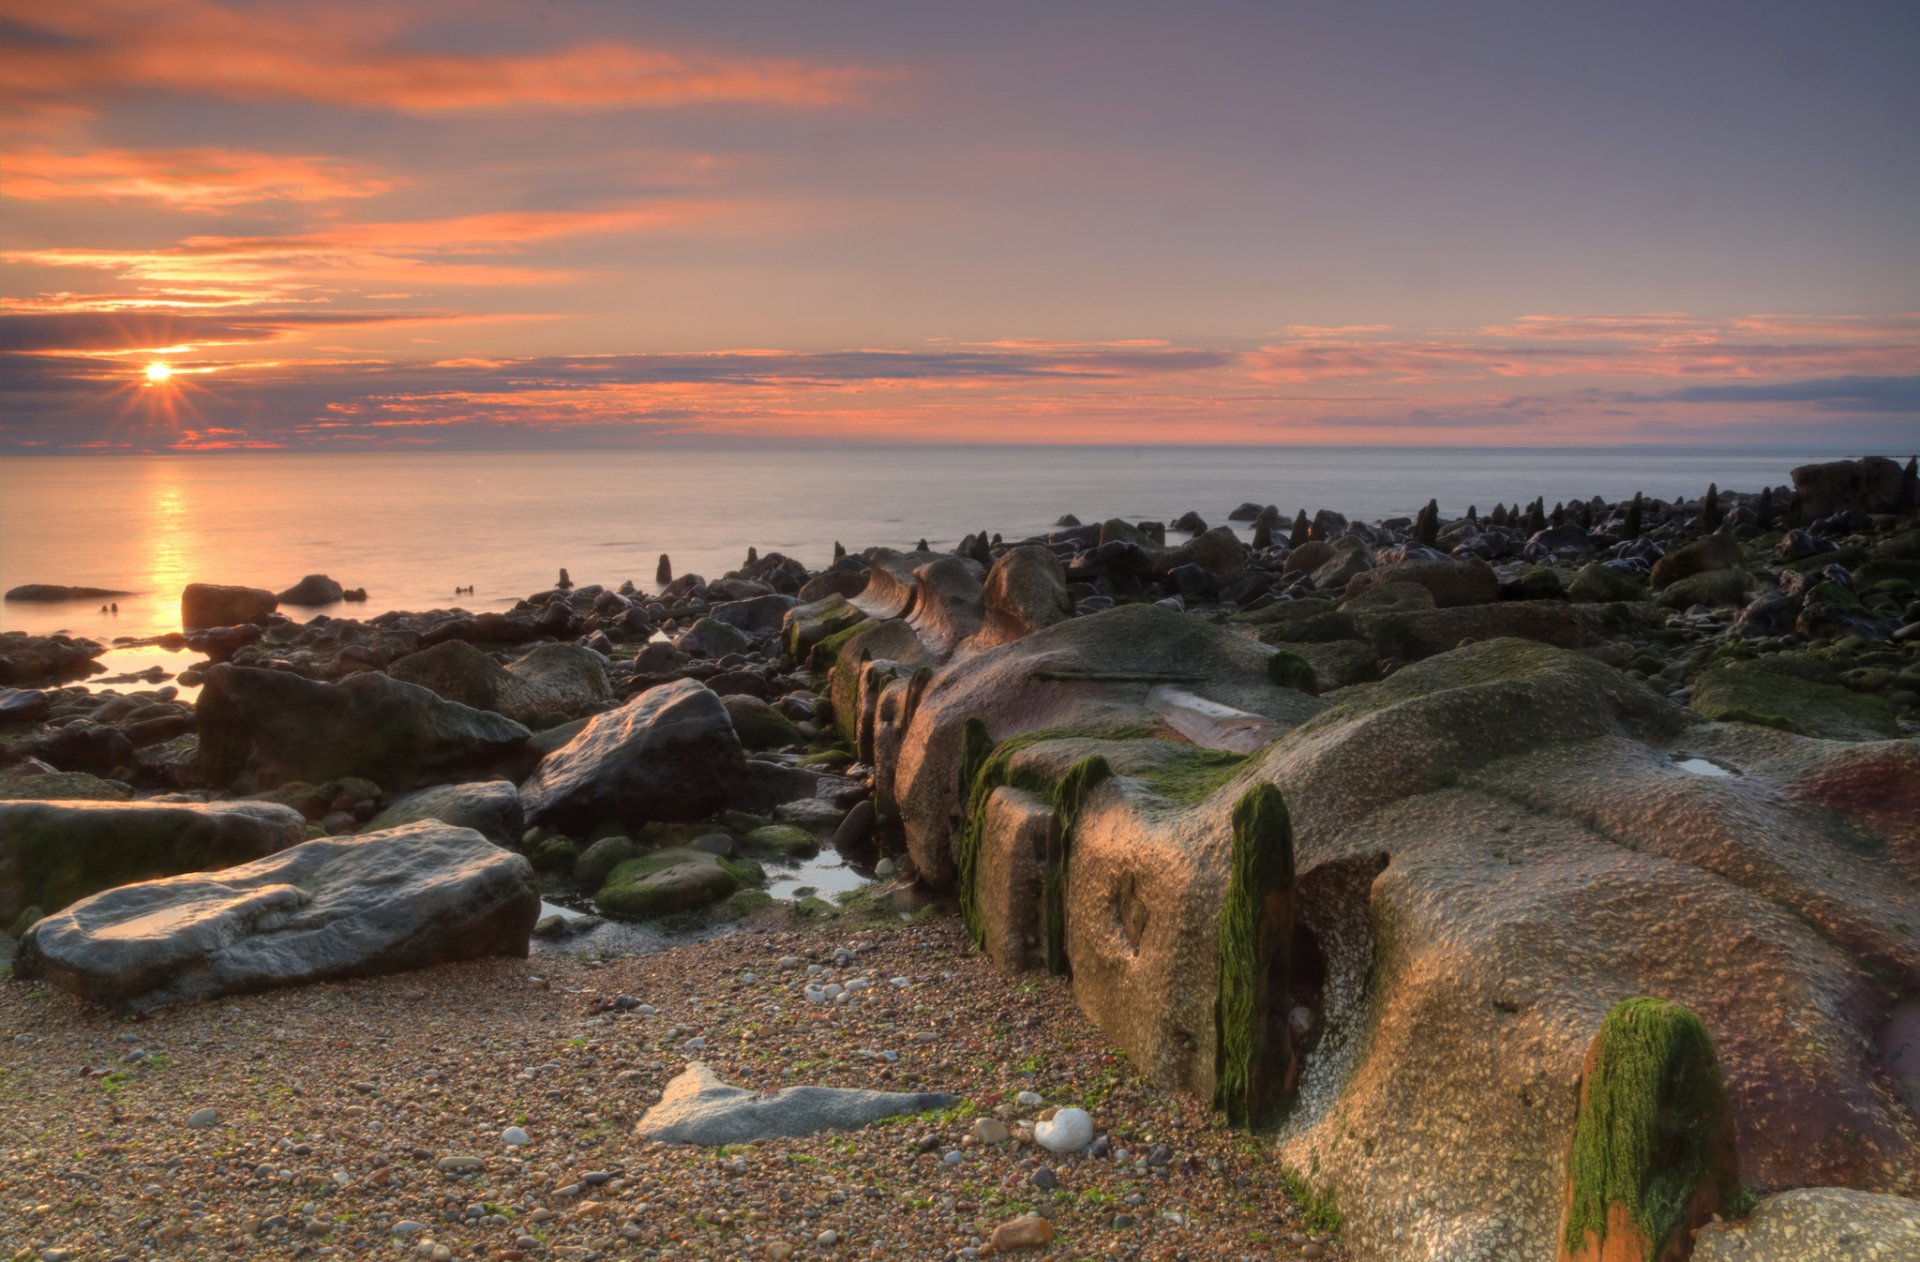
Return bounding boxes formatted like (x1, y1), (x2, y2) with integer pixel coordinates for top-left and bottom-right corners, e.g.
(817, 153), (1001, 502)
(2, 202), (726, 285)
(0, 146), (395, 207)
(1, 1), (890, 115)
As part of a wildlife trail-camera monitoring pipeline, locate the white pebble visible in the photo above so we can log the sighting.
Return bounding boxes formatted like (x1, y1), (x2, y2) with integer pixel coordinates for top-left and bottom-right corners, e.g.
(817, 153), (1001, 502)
(1034, 1107), (1094, 1153)
(1016, 1090), (1043, 1108)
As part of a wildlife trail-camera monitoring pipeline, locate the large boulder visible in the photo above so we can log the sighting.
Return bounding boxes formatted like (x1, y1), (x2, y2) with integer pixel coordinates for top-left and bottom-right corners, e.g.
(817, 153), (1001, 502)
(889, 631), (1920, 1262)
(1790, 457), (1909, 520)
(365, 780), (524, 847)
(12, 822), (539, 1006)
(388, 641), (609, 725)
(181, 583), (277, 630)
(0, 633), (105, 686)
(276, 574), (345, 605)
(520, 678), (747, 832)
(887, 603), (1325, 885)
(1693, 1188), (1920, 1262)
(195, 664), (532, 792)
(1343, 557), (1500, 609)
(783, 593), (867, 660)
(968, 544), (1072, 652)
(0, 798), (306, 925)
(1649, 534), (1744, 590)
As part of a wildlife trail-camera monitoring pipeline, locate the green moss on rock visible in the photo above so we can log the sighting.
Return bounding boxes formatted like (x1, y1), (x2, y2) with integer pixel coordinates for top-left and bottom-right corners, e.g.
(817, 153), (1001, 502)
(529, 834), (580, 875)
(573, 834), (638, 890)
(1042, 755), (1112, 975)
(742, 824), (818, 857)
(1215, 782), (1294, 1131)
(1266, 650), (1319, 694)
(1692, 656), (1898, 740)
(1562, 997), (1737, 1261)
(594, 848), (741, 918)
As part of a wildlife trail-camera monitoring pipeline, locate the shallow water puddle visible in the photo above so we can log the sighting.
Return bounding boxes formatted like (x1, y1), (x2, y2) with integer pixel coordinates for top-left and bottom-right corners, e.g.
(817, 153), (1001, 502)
(766, 849), (874, 902)
(1672, 754), (1737, 777)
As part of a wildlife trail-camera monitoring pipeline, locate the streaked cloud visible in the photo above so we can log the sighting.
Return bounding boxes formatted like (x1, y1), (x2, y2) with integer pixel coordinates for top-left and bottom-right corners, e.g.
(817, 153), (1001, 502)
(1, 1), (891, 116)
(0, 146), (395, 208)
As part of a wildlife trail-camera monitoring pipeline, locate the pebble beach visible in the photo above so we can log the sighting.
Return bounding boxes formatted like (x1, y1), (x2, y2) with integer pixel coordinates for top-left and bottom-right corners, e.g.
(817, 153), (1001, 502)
(1, 914), (1342, 1262)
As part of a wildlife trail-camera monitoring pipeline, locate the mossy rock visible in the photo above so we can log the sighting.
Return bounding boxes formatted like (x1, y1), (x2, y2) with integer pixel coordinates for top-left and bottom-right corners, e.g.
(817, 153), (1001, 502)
(742, 824), (818, 857)
(789, 895), (837, 919)
(800, 748), (855, 769)
(1692, 656), (1898, 740)
(722, 694), (803, 750)
(1650, 534), (1744, 590)
(0, 768), (131, 802)
(594, 848), (742, 918)
(1567, 563), (1648, 604)
(252, 776), (382, 821)
(530, 834), (581, 875)
(722, 810), (774, 834)
(1215, 783), (1295, 1131)
(719, 888), (775, 918)
(1856, 558), (1920, 589)
(8, 905), (44, 938)
(1265, 650), (1319, 694)
(1654, 569), (1754, 609)
(1784, 544), (1868, 573)
(1508, 567), (1568, 601)
(1559, 997), (1737, 1262)
(573, 834), (639, 889)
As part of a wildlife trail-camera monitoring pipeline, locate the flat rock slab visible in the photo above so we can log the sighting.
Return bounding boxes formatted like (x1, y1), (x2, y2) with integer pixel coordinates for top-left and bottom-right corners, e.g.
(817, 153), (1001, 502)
(1693, 1188), (1920, 1261)
(635, 1062), (960, 1145)
(13, 821), (538, 1006)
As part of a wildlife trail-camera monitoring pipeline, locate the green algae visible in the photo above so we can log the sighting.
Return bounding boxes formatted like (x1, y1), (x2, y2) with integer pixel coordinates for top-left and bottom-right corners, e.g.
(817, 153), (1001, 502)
(1042, 755), (1112, 975)
(1214, 783), (1294, 1131)
(1562, 997), (1736, 1261)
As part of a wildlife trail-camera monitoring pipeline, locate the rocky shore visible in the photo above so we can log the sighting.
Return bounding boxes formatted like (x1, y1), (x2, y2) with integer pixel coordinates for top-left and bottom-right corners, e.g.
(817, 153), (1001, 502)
(3, 454), (1920, 1261)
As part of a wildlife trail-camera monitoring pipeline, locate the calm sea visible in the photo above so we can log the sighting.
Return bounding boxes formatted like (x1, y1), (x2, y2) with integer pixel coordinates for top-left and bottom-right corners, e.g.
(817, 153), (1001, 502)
(0, 445), (1866, 644)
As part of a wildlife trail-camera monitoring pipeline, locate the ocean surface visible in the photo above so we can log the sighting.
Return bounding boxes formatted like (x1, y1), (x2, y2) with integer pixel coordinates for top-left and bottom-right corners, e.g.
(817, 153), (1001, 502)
(0, 445), (1864, 646)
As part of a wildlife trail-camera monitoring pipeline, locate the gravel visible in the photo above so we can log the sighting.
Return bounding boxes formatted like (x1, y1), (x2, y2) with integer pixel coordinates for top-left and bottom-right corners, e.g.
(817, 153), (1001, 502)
(0, 916), (1344, 1259)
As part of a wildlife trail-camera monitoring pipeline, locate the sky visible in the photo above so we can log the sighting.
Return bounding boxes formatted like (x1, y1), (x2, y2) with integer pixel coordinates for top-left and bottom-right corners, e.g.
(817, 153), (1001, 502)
(1, 0), (1916, 451)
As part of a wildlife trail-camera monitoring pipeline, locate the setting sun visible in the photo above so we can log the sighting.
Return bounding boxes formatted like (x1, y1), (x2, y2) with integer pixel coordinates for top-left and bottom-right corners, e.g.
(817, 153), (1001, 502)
(143, 362), (173, 385)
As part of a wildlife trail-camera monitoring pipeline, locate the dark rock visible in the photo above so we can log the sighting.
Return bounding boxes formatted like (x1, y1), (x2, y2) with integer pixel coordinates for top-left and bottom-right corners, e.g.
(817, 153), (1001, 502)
(1789, 456), (1908, 520)
(0, 632), (106, 686)
(4, 584), (134, 602)
(196, 664), (532, 792)
(181, 583), (277, 630)
(276, 575), (346, 606)
(521, 678), (747, 831)
(0, 798), (306, 926)
(13, 822), (539, 1006)
(365, 781), (524, 848)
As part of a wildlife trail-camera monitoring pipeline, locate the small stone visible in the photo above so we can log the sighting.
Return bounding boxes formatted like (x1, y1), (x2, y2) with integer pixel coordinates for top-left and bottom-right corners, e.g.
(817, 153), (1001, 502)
(942, 1150), (964, 1166)
(186, 1107), (220, 1129)
(435, 1155), (485, 1175)
(391, 1220), (429, 1236)
(766, 1245), (795, 1261)
(1016, 1090), (1044, 1108)
(970, 1117), (1010, 1144)
(1028, 1166), (1058, 1191)
(816, 1228), (839, 1246)
(989, 1213), (1055, 1250)
(1301, 1245), (1326, 1259)
(501, 1126), (530, 1146)
(1034, 1107), (1094, 1153)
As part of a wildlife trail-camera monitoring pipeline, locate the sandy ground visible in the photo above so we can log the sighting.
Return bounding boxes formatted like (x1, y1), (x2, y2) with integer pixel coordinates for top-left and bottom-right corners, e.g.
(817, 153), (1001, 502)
(0, 914), (1342, 1262)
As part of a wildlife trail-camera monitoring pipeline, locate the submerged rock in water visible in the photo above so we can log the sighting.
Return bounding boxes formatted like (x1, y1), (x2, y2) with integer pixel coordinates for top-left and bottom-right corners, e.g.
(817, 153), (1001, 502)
(181, 582), (277, 630)
(13, 821), (538, 1006)
(0, 797), (307, 927)
(276, 574), (346, 606)
(634, 1061), (959, 1144)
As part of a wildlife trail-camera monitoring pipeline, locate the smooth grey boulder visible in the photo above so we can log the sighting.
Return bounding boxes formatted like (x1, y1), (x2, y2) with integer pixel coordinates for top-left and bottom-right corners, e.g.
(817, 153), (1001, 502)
(12, 821), (539, 1006)
(635, 1062), (960, 1145)
(195, 663), (532, 792)
(711, 593), (799, 637)
(0, 798), (307, 926)
(181, 583), (277, 630)
(366, 781), (523, 847)
(520, 678), (746, 831)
